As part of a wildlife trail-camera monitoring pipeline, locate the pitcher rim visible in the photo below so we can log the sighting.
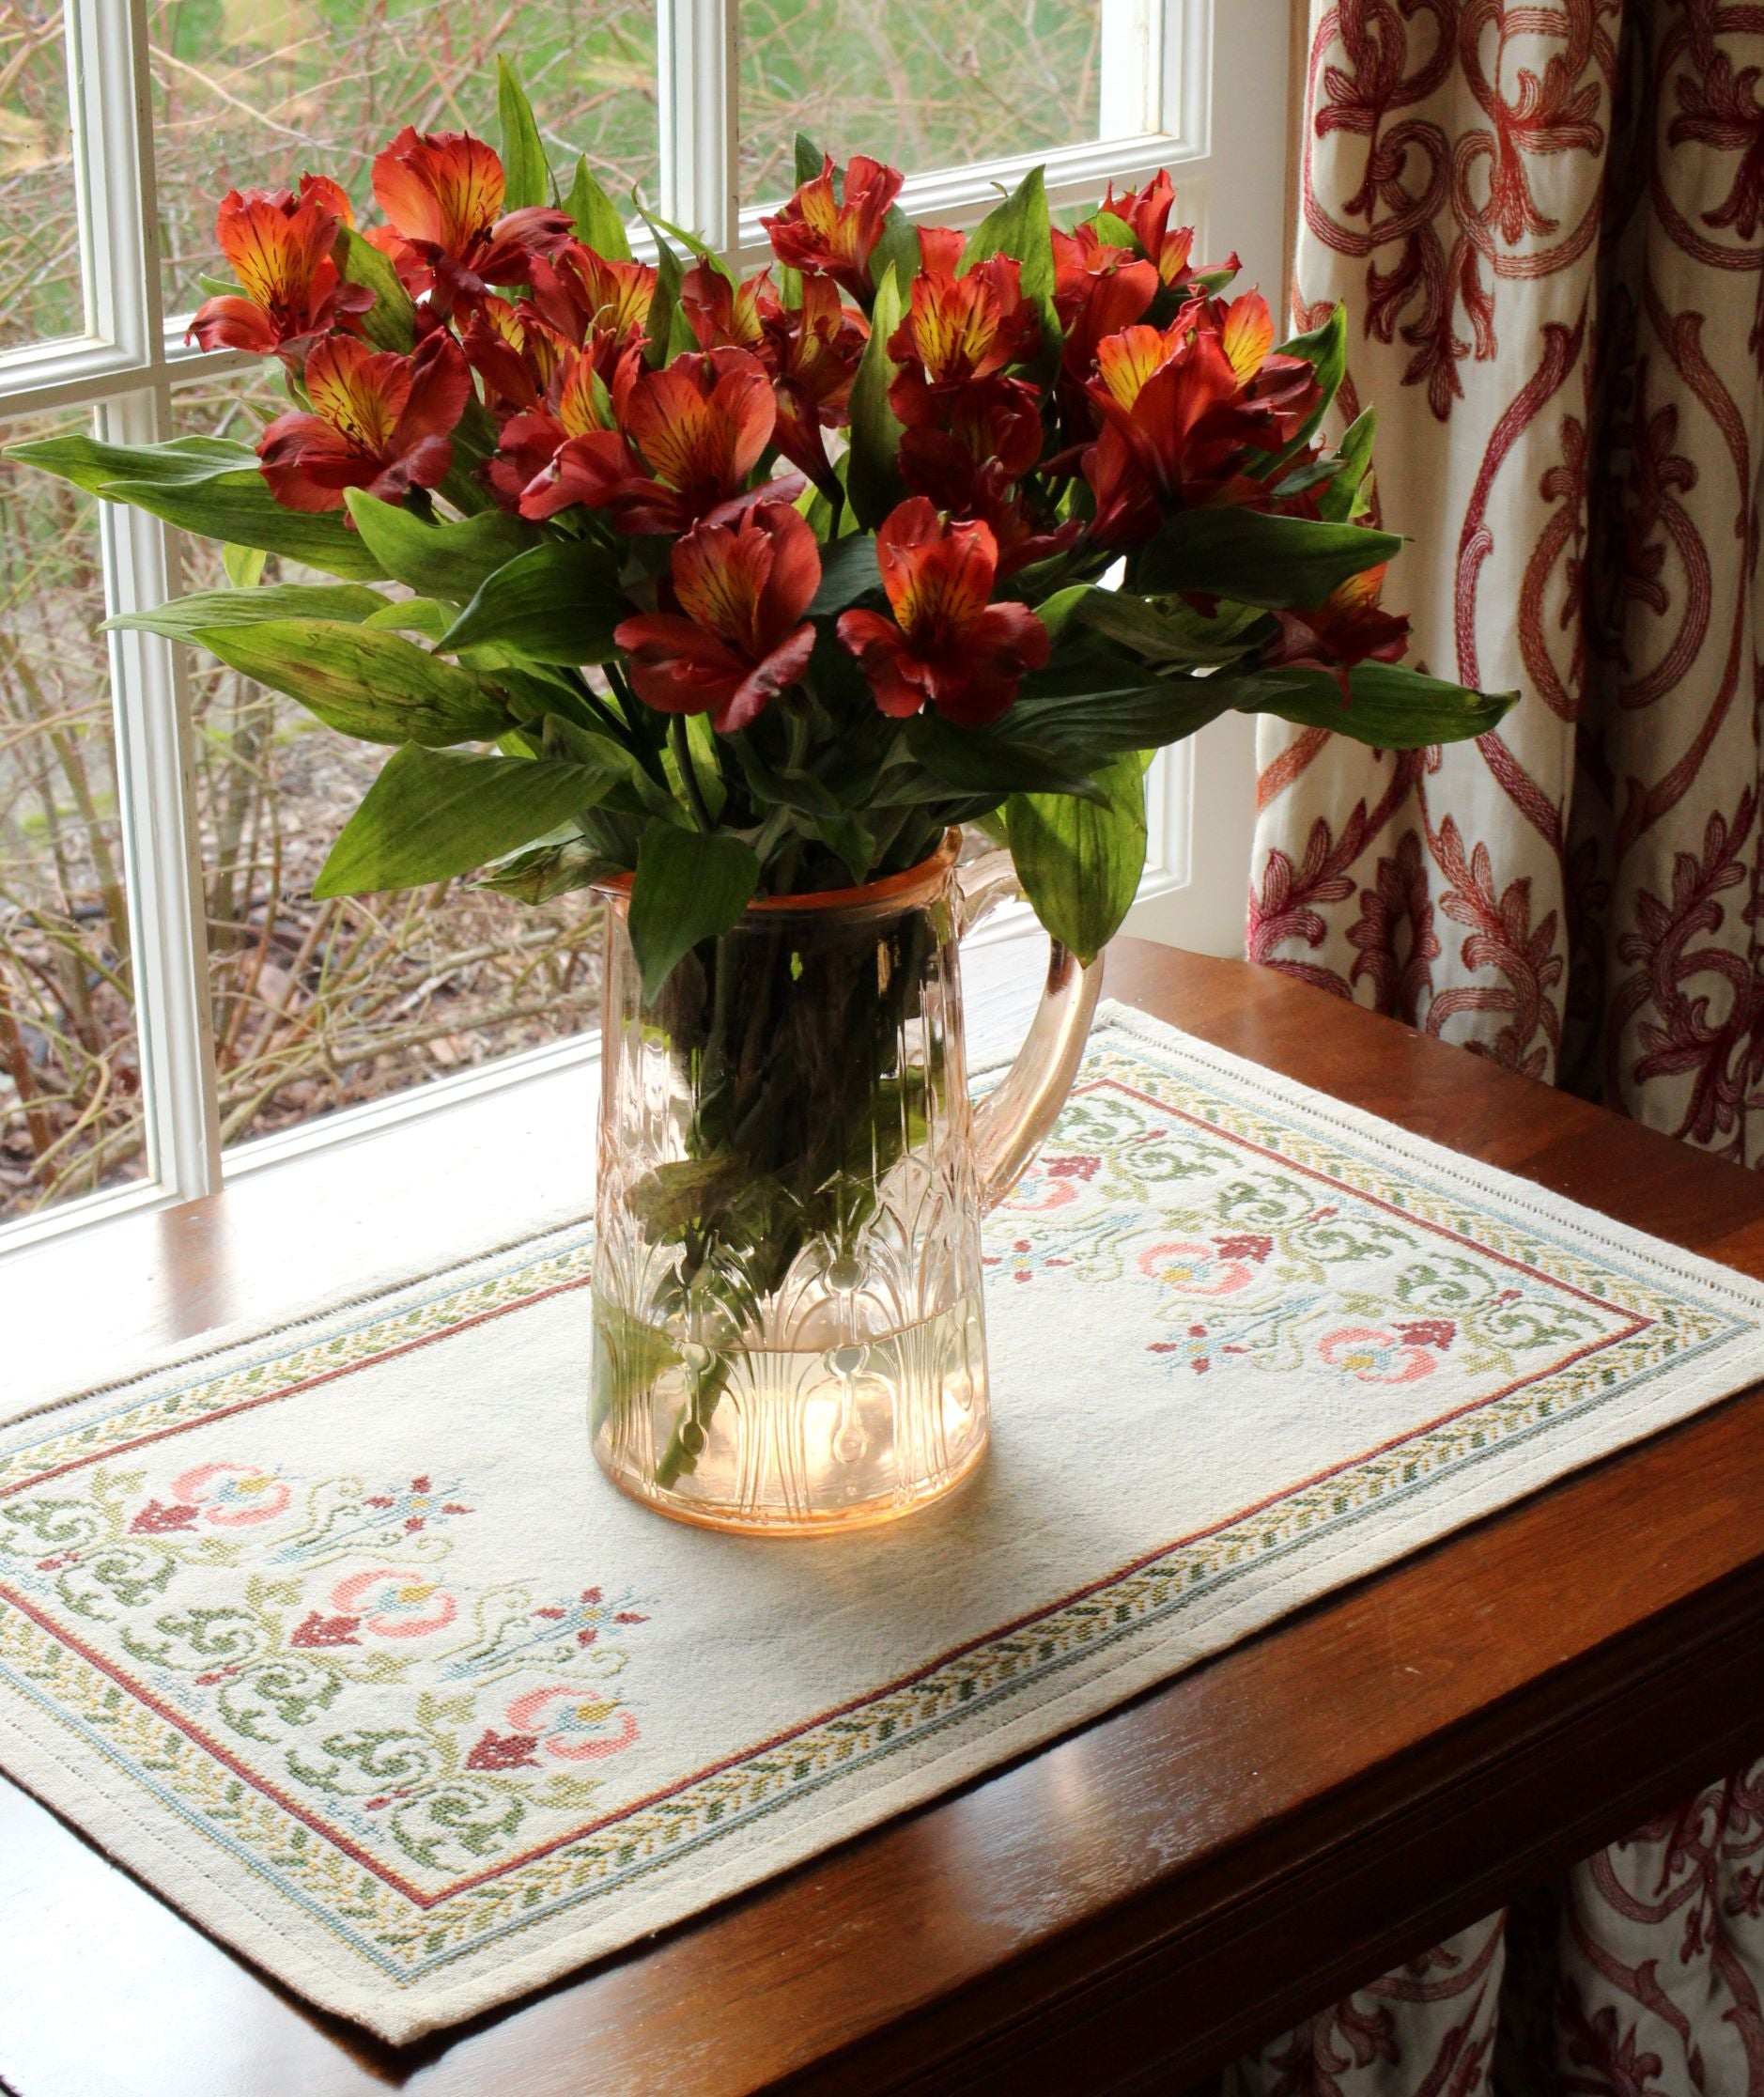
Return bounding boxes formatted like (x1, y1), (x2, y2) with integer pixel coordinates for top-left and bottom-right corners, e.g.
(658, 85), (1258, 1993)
(594, 828), (962, 917)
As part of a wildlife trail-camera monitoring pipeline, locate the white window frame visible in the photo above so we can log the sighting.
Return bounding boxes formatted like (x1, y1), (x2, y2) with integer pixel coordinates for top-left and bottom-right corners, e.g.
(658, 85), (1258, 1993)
(0, 0), (1287, 1250)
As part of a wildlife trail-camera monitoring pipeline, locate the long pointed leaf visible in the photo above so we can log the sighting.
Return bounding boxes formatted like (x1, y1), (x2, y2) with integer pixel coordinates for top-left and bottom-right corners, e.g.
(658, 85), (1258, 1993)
(497, 58), (550, 211)
(1006, 751), (1148, 964)
(315, 743), (611, 896)
(1138, 507), (1400, 608)
(627, 823), (760, 1002)
(846, 264), (906, 527)
(334, 226), (415, 350)
(100, 473), (387, 580)
(440, 540), (626, 663)
(187, 620), (511, 744)
(1225, 661), (1515, 748)
(343, 489), (534, 600)
(106, 582), (385, 640)
(565, 156), (631, 259)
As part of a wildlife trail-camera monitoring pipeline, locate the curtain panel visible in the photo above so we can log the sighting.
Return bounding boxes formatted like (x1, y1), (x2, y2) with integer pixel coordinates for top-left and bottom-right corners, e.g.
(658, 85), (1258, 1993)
(1244, 0), (1764, 2087)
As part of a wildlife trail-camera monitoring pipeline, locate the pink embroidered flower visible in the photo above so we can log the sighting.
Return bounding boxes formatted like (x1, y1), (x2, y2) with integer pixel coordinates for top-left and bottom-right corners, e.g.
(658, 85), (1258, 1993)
(329, 1566), (457, 1639)
(166, 1461), (291, 1527)
(1137, 1239), (1256, 1297)
(998, 1169), (1080, 1216)
(504, 1684), (640, 1761)
(1317, 1325), (1438, 1384)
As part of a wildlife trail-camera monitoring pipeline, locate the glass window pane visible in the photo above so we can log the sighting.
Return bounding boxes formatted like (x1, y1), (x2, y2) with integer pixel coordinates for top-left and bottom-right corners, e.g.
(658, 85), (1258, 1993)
(171, 373), (602, 1154)
(0, 412), (147, 1221)
(0, 4), (86, 350)
(148, 0), (662, 323)
(738, 0), (1104, 205)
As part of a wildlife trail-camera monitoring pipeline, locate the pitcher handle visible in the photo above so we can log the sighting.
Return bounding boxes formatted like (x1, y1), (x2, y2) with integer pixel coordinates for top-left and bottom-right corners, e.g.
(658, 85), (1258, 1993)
(956, 847), (1105, 1212)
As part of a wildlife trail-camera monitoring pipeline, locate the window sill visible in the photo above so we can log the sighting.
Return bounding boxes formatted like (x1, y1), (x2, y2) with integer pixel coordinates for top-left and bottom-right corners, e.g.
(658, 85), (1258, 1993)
(0, 933), (1059, 1413)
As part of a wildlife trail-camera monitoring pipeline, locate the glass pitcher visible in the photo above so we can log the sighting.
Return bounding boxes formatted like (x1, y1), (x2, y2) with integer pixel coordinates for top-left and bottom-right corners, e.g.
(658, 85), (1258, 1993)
(590, 830), (1102, 1536)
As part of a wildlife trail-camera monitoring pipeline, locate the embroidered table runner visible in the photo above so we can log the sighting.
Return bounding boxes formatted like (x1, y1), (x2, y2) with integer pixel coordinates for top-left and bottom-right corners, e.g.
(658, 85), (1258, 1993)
(5, 1003), (1764, 2043)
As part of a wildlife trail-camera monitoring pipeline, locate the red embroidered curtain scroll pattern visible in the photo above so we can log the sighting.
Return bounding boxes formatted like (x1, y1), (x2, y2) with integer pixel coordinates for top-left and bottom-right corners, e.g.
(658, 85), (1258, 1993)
(1249, 0), (1764, 1155)
(1244, 3), (1764, 2089)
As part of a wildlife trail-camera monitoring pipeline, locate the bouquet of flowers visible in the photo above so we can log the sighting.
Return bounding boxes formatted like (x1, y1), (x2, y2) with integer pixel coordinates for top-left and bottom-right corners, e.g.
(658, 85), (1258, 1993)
(14, 64), (1505, 976)
(12, 70), (1509, 1489)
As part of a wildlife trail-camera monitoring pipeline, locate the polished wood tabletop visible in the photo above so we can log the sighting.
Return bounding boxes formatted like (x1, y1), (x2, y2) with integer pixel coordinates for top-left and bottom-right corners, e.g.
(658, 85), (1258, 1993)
(4, 942), (1764, 2097)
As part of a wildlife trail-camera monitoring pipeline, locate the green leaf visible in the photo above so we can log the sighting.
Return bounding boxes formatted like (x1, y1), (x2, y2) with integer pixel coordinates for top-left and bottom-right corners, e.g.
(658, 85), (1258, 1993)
(870, 207), (921, 303)
(959, 165), (1059, 373)
(334, 226), (415, 351)
(364, 596), (450, 638)
(641, 217), (686, 369)
(846, 264), (907, 528)
(1091, 210), (1137, 248)
(186, 620), (510, 745)
(497, 58), (550, 212)
(480, 834), (620, 902)
(794, 132), (825, 188)
(101, 472), (388, 580)
(105, 582), (386, 640)
(314, 743), (611, 897)
(1321, 408), (1378, 523)
(643, 207), (736, 284)
(1008, 672), (1231, 755)
(1006, 751), (1148, 964)
(627, 823), (761, 1002)
(900, 712), (1106, 802)
(807, 533), (881, 615)
(439, 540), (626, 663)
(1138, 507), (1401, 609)
(6, 431), (258, 496)
(1227, 661), (1516, 750)
(1260, 303), (1346, 470)
(343, 490), (534, 601)
(222, 543), (267, 589)
(565, 156), (631, 259)
(1074, 588), (1265, 665)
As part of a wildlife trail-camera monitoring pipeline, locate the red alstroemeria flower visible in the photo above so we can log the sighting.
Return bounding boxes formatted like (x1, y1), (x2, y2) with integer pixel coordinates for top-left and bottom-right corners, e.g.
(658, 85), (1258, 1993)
(896, 445), (1078, 577)
(836, 497), (1049, 725)
(761, 153), (904, 301)
(1051, 223), (1159, 384)
(1212, 290), (1319, 429)
(528, 244), (658, 368)
(489, 339), (633, 508)
(680, 258), (768, 354)
(1100, 172), (1233, 291)
(917, 225), (967, 272)
(519, 346), (782, 532)
(680, 263), (867, 490)
(765, 273), (869, 489)
(1080, 304), (1318, 541)
(257, 330), (471, 512)
(370, 128), (572, 317)
(1261, 565), (1411, 695)
(613, 502), (820, 733)
(189, 179), (374, 355)
(887, 258), (1042, 424)
(461, 296), (567, 413)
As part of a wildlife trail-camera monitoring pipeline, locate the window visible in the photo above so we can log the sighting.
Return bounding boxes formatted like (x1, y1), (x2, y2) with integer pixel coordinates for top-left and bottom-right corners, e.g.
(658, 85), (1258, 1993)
(0, 0), (1288, 1244)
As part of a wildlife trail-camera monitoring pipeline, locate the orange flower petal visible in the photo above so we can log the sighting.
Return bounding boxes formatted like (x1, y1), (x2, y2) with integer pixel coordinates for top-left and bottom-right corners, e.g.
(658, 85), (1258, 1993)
(1220, 291), (1275, 384)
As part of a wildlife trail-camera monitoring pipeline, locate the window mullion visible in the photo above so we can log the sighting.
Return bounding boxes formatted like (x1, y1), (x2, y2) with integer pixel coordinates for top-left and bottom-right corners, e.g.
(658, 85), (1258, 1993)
(85, 0), (222, 1203)
(659, 0), (738, 253)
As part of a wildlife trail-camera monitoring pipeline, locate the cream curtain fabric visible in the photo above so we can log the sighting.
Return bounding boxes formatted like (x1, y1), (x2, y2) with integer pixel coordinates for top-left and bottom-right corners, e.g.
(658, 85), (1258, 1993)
(1244, 0), (1764, 2085)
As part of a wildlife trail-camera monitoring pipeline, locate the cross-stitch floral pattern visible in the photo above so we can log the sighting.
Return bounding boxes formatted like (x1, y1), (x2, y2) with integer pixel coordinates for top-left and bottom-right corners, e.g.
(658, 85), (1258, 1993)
(2, 1014), (1762, 2043)
(0, 1461), (646, 1887)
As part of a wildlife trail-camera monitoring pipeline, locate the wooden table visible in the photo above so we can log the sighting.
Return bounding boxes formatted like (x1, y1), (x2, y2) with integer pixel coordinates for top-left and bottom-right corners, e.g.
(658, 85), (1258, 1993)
(5, 943), (1764, 2097)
